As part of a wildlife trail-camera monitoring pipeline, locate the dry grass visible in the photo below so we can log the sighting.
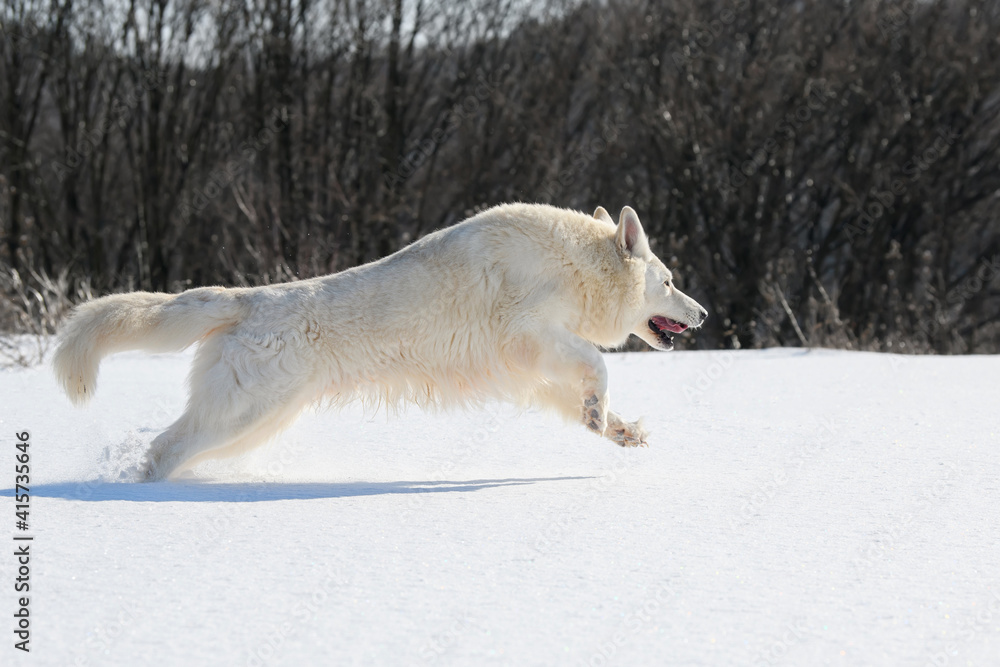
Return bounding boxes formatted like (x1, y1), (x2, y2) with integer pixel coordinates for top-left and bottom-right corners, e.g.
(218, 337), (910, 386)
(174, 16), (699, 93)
(0, 268), (91, 368)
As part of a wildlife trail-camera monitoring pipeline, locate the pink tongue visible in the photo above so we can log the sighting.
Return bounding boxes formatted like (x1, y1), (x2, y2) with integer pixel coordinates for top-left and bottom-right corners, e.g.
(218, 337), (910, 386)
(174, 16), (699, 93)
(653, 316), (687, 333)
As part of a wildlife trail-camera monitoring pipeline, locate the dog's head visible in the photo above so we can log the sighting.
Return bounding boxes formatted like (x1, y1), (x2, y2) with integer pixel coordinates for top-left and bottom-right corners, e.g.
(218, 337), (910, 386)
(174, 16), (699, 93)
(595, 206), (708, 351)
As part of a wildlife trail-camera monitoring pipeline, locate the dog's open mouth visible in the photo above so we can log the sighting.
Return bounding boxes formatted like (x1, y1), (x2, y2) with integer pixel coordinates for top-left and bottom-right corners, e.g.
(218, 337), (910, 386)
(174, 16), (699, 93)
(649, 316), (688, 347)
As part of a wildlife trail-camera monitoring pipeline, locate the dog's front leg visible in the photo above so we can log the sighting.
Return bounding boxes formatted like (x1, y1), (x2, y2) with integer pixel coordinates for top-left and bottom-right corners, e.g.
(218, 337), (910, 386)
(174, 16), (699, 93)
(538, 329), (645, 446)
(534, 328), (609, 433)
(536, 328), (649, 448)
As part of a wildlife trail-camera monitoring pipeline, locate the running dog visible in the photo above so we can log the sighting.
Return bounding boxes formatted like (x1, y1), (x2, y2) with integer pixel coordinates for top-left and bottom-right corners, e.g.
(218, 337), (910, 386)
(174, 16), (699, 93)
(54, 204), (707, 480)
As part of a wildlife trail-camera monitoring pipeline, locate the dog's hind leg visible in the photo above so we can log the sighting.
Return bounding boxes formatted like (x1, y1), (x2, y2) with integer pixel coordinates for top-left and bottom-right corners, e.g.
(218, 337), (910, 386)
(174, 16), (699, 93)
(141, 413), (199, 480)
(141, 393), (310, 480)
(141, 334), (316, 480)
(533, 328), (648, 447)
(175, 393), (312, 471)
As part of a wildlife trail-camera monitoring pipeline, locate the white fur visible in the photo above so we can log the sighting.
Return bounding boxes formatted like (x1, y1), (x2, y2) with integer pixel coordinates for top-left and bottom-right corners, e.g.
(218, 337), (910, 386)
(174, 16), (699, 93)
(53, 203), (707, 480)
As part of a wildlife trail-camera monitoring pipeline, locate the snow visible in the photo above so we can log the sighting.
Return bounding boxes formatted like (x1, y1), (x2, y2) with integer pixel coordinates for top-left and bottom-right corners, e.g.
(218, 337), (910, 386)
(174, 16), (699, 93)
(2, 347), (999, 666)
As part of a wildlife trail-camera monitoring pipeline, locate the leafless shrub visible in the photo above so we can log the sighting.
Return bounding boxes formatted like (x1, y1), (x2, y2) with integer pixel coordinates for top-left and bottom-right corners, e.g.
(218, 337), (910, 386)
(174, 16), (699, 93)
(0, 268), (90, 367)
(1, 0), (997, 353)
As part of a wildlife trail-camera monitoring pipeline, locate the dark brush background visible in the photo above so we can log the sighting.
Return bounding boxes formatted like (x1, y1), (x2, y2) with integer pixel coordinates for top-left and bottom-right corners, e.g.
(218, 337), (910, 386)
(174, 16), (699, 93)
(1, 0), (998, 352)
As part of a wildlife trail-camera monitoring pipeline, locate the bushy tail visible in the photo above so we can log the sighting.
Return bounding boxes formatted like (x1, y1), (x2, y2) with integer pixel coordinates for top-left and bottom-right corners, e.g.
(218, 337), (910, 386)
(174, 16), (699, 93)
(53, 287), (246, 405)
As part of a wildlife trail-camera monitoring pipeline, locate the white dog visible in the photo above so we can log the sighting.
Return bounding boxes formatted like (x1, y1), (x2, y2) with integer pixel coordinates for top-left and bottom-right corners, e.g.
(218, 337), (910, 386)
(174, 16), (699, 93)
(54, 204), (707, 480)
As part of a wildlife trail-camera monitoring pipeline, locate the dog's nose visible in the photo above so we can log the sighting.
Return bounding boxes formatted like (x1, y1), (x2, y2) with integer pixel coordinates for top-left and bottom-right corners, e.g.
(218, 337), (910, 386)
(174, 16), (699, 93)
(698, 308), (708, 324)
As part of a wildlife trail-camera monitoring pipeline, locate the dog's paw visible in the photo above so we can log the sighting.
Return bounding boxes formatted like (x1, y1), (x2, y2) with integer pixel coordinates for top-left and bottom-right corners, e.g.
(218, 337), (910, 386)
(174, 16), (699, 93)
(137, 453), (164, 483)
(138, 460), (155, 482)
(608, 416), (648, 448)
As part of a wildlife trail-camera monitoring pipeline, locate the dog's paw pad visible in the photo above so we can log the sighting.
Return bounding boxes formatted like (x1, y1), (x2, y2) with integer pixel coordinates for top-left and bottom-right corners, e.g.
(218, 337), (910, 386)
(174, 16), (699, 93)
(583, 394), (607, 434)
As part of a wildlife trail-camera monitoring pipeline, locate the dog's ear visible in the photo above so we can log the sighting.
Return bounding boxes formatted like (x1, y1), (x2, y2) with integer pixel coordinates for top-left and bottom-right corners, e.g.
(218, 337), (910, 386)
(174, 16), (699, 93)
(593, 206), (614, 226)
(615, 206), (649, 257)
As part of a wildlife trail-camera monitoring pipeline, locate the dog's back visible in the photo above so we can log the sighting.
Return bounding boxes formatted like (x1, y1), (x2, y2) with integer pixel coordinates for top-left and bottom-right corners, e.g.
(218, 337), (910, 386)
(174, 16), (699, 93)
(283, 204), (624, 408)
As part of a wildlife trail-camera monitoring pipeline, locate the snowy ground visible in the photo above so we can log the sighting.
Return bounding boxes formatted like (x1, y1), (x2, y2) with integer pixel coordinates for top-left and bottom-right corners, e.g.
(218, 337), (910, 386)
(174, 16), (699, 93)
(1, 347), (998, 666)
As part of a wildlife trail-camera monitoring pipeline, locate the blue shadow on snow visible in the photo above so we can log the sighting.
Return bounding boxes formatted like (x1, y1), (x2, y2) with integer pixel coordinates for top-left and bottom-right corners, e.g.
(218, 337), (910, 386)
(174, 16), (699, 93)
(0, 476), (594, 503)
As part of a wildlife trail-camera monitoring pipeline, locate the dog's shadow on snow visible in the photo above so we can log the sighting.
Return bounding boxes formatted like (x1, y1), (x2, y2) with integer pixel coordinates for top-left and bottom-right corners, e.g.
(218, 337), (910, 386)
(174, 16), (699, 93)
(0, 477), (594, 503)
